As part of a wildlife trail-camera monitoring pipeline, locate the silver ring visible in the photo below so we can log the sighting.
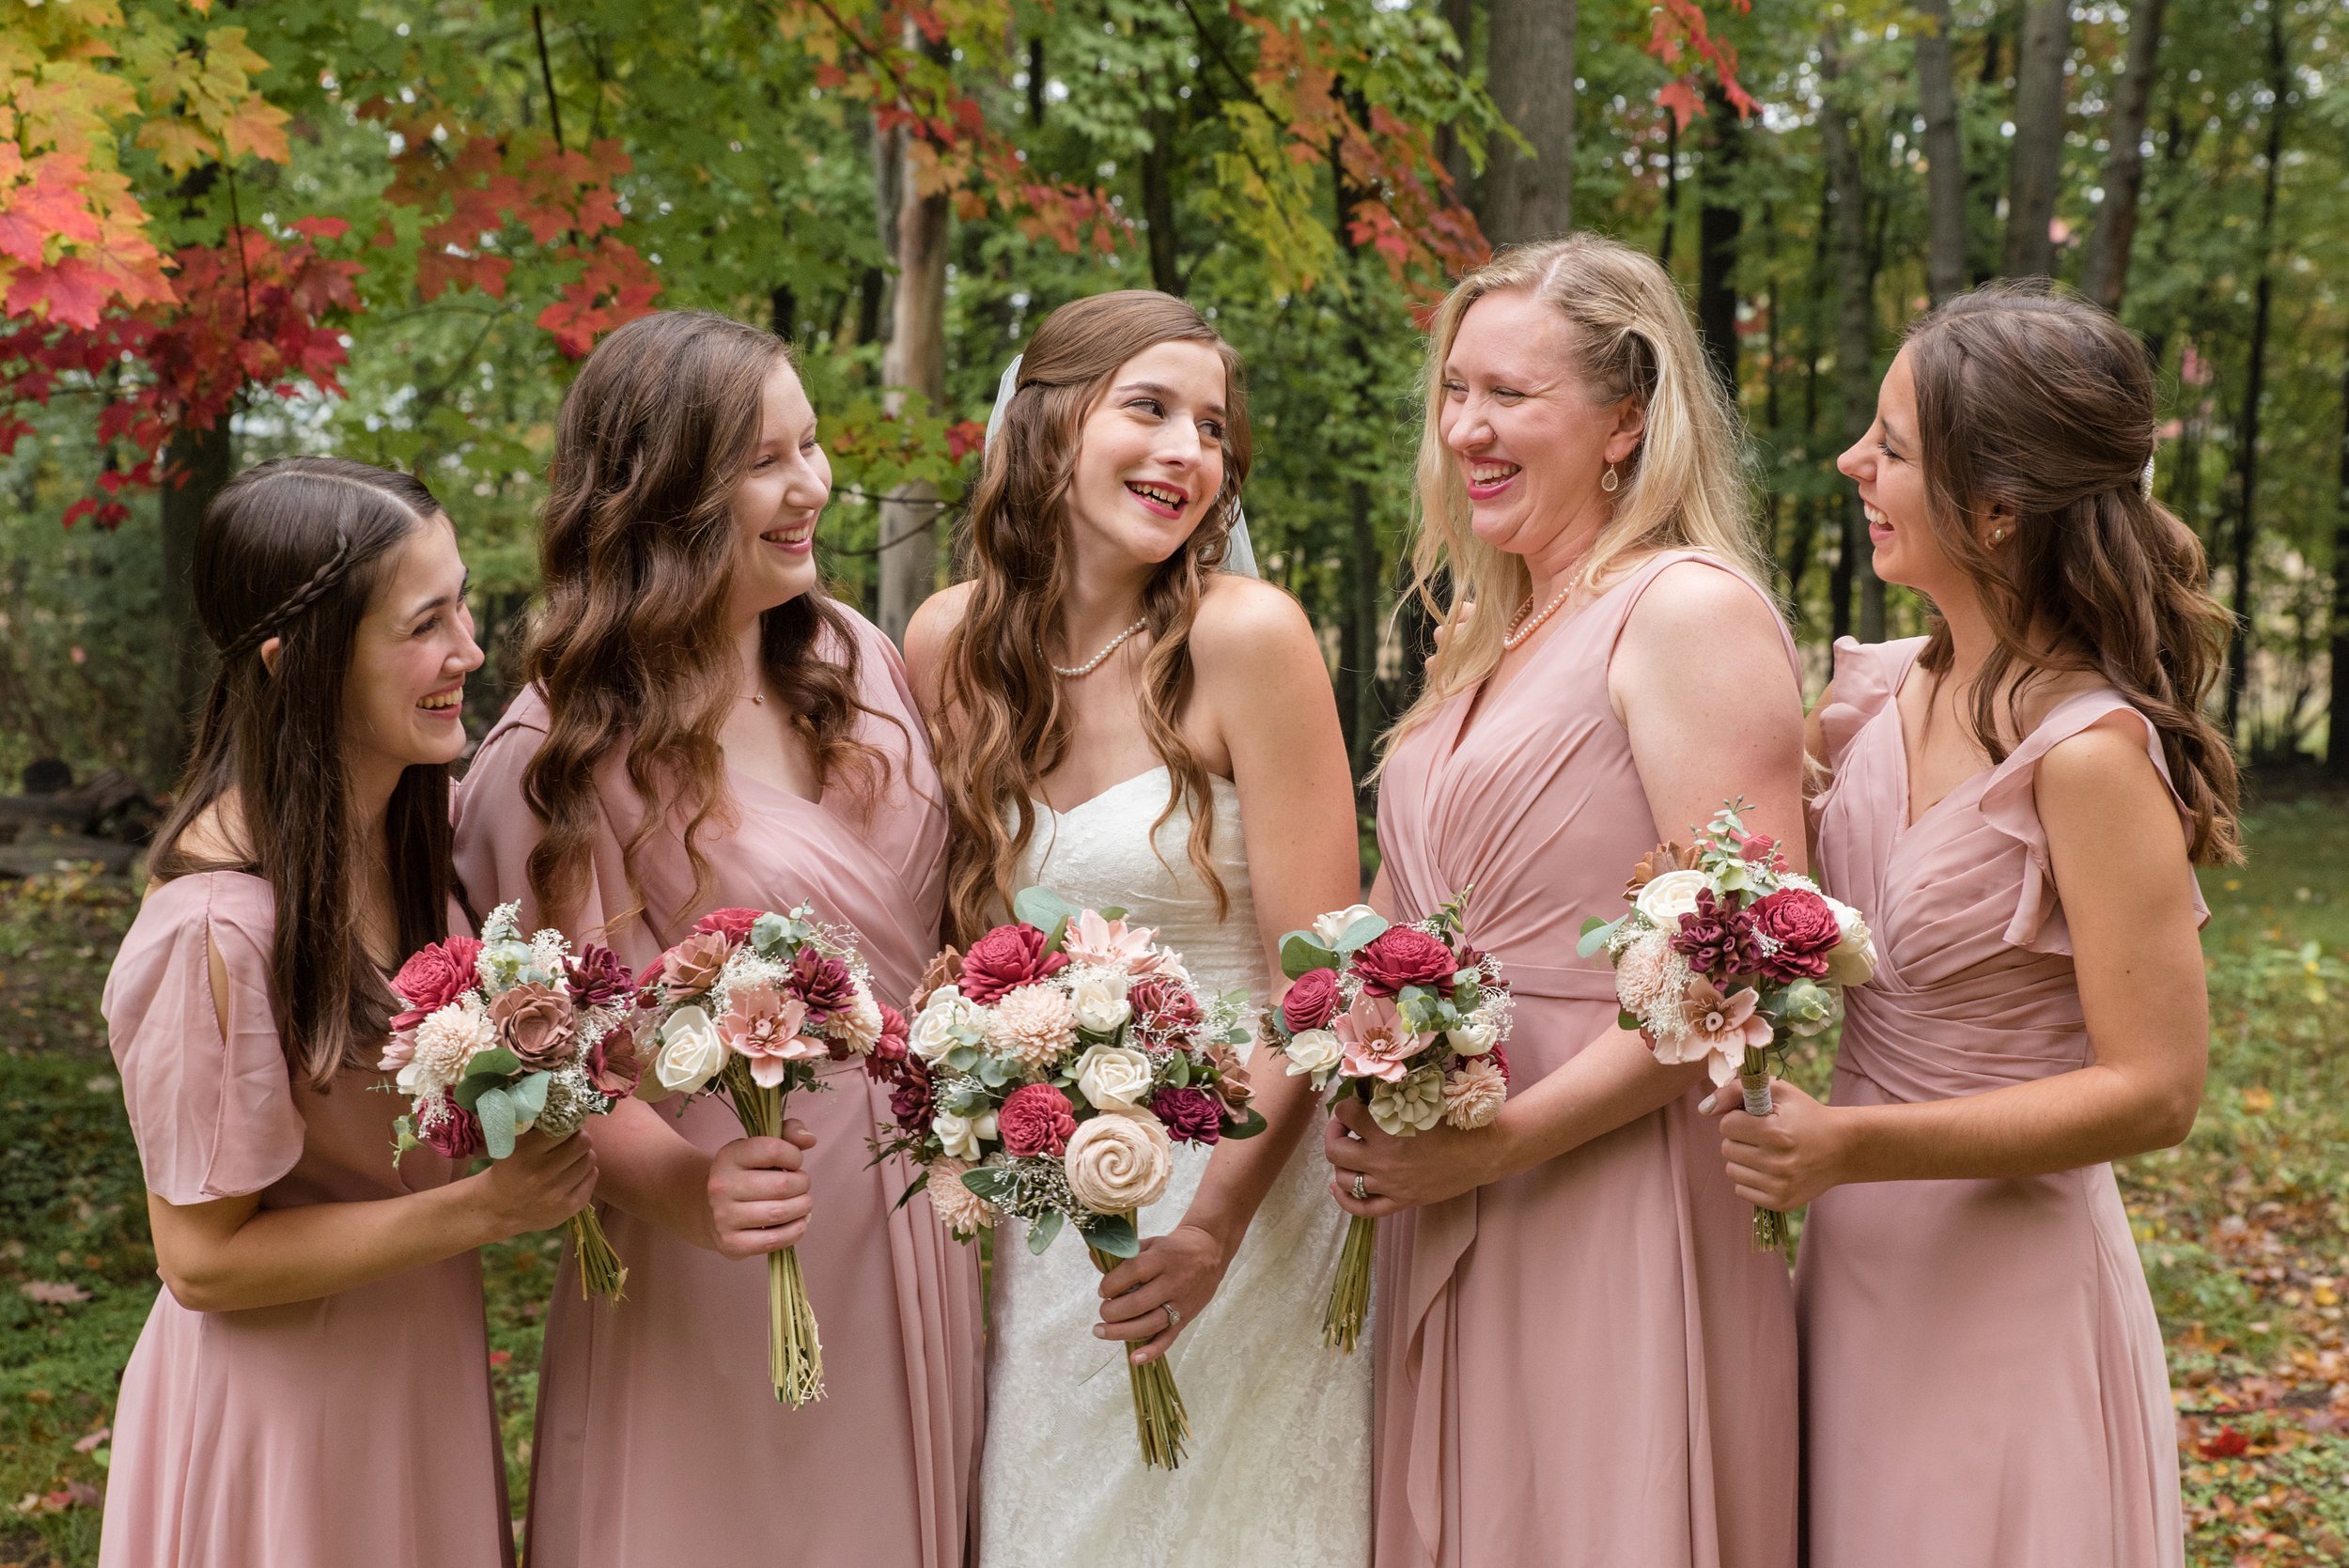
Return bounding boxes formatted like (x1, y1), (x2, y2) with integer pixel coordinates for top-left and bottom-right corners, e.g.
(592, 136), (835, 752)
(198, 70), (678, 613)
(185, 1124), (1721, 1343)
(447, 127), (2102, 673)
(1351, 1173), (1369, 1201)
(1163, 1302), (1181, 1331)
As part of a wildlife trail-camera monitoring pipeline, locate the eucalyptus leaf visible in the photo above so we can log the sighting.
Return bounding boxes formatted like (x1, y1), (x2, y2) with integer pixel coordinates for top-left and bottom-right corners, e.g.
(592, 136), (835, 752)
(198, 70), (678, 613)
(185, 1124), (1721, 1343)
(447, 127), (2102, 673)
(476, 1086), (519, 1159)
(462, 1046), (521, 1081)
(1026, 1209), (1066, 1254)
(1083, 1212), (1140, 1258)
(959, 1167), (1013, 1203)
(508, 1070), (551, 1126)
(1222, 1106), (1268, 1141)
(1577, 917), (1622, 958)
(1281, 934), (1339, 981)
(751, 911), (790, 956)
(1335, 913), (1388, 951)
(1013, 885), (1082, 935)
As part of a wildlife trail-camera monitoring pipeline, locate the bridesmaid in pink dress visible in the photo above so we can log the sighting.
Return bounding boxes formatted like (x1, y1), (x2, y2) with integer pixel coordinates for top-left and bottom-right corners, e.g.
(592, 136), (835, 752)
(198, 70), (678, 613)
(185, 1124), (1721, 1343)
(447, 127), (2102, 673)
(1325, 237), (1802, 1568)
(1718, 287), (2236, 1567)
(101, 458), (597, 1568)
(452, 311), (980, 1567)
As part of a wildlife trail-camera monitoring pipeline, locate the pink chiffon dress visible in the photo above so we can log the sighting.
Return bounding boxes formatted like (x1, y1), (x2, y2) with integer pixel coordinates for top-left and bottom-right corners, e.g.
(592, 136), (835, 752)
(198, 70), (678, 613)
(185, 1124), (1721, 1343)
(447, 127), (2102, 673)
(1369, 551), (1801, 1568)
(452, 607), (981, 1568)
(1798, 636), (2196, 1568)
(98, 871), (512, 1568)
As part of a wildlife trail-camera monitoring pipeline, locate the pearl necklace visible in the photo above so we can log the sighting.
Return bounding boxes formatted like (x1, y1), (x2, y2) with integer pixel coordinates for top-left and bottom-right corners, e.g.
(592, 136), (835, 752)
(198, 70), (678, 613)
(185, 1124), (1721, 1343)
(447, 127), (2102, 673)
(1047, 617), (1149, 679)
(1503, 582), (1578, 650)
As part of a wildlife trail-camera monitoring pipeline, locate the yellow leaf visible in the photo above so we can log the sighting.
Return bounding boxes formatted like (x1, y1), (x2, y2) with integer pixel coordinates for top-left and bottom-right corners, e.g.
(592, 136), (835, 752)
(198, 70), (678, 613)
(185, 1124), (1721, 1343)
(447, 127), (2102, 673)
(220, 96), (290, 164)
(2315, 1285), (2340, 1308)
(2240, 1085), (2274, 1115)
(134, 116), (219, 175)
(198, 25), (271, 83)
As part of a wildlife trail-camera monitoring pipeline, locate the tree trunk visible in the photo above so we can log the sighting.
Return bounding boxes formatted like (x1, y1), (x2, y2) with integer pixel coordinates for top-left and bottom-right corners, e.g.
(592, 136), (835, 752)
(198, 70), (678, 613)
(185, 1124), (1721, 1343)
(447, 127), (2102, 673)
(2001, 0), (2071, 279)
(1142, 102), (1182, 296)
(1821, 30), (1884, 641)
(1341, 481), (1380, 778)
(2327, 342), (2349, 777)
(1914, 0), (1968, 302)
(1435, 0), (1480, 202)
(148, 417), (234, 790)
(2225, 1), (2289, 739)
(876, 97), (951, 644)
(1481, 0), (1575, 242)
(1695, 84), (1743, 400)
(1657, 116), (1680, 266)
(2079, 0), (2167, 312)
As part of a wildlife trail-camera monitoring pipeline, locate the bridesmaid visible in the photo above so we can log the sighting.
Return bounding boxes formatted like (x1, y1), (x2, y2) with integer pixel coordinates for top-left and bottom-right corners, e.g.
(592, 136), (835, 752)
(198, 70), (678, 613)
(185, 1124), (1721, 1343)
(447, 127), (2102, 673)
(453, 310), (981, 1567)
(101, 457), (595, 1567)
(1717, 285), (2232, 1567)
(1322, 235), (1803, 1568)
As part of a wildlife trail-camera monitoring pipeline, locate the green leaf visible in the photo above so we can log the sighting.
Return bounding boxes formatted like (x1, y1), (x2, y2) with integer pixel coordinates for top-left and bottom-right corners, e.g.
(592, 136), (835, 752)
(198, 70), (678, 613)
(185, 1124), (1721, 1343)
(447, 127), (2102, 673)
(391, 1114), (419, 1170)
(1013, 885), (1082, 935)
(508, 1070), (551, 1125)
(1083, 1212), (1140, 1258)
(1281, 934), (1339, 981)
(946, 1045), (980, 1074)
(751, 911), (790, 955)
(958, 1167), (1012, 1203)
(1026, 1209), (1066, 1254)
(977, 1055), (1012, 1088)
(1335, 914), (1388, 951)
(892, 1172), (930, 1213)
(1165, 1052), (1191, 1088)
(1618, 1009), (1644, 1032)
(1578, 918), (1623, 958)
(1098, 906), (1128, 923)
(476, 1086), (518, 1159)
(462, 1046), (521, 1081)
(1222, 1106), (1268, 1141)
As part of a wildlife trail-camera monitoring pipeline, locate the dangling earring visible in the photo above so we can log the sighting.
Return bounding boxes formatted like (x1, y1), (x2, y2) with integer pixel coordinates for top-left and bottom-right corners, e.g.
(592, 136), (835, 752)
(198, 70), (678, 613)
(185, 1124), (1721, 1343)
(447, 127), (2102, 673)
(1600, 462), (1620, 494)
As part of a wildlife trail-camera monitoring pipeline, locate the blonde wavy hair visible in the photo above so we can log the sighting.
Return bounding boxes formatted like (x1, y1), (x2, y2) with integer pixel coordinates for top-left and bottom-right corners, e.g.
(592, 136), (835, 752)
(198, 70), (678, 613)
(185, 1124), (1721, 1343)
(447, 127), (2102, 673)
(1384, 234), (1770, 757)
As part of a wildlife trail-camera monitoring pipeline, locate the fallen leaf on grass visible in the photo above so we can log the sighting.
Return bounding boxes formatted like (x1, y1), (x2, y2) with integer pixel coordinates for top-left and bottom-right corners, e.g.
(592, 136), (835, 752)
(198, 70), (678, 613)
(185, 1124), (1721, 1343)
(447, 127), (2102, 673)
(2201, 1424), (2252, 1459)
(488, 1349), (511, 1367)
(71, 1426), (109, 1453)
(19, 1280), (91, 1305)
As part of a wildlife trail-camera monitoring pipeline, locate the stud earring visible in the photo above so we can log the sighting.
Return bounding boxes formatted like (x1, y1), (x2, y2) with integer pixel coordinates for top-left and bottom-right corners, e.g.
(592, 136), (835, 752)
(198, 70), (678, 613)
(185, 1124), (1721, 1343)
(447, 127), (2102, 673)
(1991, 527), (2011, 545)
(1600, 463), (1620, 494)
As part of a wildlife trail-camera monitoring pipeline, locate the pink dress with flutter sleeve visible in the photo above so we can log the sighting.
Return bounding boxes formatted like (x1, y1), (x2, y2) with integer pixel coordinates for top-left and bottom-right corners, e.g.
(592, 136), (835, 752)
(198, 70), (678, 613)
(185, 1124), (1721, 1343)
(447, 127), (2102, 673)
(452, 606), (981, 1568)
(98, 871), (512, 1568)
(1368, 551), (1800, 1568)
(1797, 637), (2193, 1568)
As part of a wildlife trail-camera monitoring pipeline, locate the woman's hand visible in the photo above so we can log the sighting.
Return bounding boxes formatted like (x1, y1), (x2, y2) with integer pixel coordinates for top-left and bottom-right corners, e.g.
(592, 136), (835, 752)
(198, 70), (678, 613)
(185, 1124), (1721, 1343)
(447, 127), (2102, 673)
(473, 1127), (600, 1239)
(1323, 1097), (1514, 1218)
(1095, 1222), (1232, 1367)
(707, 1119), (817, 1259)
(1712, 1079), (1852, 1211)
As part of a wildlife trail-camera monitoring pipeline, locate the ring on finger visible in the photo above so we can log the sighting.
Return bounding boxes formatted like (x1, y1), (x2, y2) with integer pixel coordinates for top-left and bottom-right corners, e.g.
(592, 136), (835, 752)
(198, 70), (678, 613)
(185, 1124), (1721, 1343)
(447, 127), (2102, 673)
(1351, 1172), (1369, 1202)
(1163, 1302), (1181, 1332)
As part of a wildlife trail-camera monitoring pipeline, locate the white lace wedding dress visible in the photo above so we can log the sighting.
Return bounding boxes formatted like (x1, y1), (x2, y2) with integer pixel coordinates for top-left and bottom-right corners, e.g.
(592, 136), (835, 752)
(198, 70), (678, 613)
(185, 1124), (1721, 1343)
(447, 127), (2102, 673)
(975, 766), (1372, 1568)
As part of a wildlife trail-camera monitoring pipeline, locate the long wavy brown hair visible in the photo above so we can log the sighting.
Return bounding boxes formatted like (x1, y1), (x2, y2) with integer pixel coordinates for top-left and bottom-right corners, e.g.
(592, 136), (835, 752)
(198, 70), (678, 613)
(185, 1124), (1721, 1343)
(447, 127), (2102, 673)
(150, 458), (459, 1088)
(1905, 282), (2242, 864)
(521, 309), (892, 936)
(936, 290), (1252, 940)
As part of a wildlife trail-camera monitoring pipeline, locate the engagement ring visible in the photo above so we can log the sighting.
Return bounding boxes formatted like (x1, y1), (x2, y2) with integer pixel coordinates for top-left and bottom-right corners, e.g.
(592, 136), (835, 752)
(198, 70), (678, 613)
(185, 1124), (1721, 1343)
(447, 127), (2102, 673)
(1351, 1173), (1369, 1201)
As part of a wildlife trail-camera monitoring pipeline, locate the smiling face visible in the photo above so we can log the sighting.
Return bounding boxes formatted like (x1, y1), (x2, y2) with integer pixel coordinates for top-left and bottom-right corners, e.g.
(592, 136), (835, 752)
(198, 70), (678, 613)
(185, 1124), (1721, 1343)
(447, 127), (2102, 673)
(724, 356), (832, 624)
(1837, 346), (1977, 598)
(1438, 288), (1645, 565)
(338, 513), (483, 778)
(1062, 338), (1230, 570)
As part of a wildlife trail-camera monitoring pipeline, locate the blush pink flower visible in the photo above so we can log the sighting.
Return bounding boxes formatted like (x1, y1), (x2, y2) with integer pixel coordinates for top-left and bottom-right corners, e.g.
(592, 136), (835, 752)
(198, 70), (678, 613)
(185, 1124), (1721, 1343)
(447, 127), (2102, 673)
(1653, 977), (1772, 1086)
(1332, 994), (1429, 1083)
(718, 986), (823, 1087)
(1062, 908), (1161, 973)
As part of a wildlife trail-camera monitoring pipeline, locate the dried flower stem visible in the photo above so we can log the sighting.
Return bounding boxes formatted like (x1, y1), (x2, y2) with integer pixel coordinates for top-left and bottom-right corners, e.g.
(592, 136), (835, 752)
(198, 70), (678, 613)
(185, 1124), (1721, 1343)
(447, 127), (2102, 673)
(1741, 1048), (1789, 1255)
(1323, 1214), (1377, 1354)
(726, 1063), (826, 1405)
(1090, 1224), (1189, 1469)
(568, 1206), (628, 1301)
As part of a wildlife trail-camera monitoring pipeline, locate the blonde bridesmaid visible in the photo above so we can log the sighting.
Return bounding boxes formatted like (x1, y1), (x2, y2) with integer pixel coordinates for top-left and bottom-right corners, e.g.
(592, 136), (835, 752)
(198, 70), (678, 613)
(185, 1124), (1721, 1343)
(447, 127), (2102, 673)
(1324, 236), (1801, 1568)
(101, 458), (595, 1568)
(452, 310), (981, 1567)
(1718, 285), (2231, 1568)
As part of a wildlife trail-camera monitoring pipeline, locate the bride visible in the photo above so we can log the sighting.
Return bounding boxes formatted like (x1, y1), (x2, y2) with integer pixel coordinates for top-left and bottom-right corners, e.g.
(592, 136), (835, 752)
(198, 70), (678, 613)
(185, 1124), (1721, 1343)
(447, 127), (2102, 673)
(906, 289), (1369, 1567)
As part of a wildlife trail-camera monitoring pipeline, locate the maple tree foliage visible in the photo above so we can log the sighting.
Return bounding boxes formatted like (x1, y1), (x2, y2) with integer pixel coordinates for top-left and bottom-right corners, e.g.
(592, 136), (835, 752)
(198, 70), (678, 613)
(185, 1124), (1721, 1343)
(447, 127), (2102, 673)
(1648, 0), (1757, 132)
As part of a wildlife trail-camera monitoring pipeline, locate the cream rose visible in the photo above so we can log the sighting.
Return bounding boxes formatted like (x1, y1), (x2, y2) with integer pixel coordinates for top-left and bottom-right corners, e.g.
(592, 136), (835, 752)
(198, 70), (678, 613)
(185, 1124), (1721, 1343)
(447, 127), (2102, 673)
(1823, 896), (1878, 986)
(932, 1108), (998, 1162)
(1311, 904), (1384, 948)
(1635, 869), (1711, 928)
(1447, 1021), (1498, 1057)
(1074, 1043), (1155, 1111)
(1282, 1027), (1344, 1079)
(651, 1004), (725, 1096)
(1067, 971), (1134, 1034)
(910, 989), (981, 1064)
(1063, 1111), (1173, 1213)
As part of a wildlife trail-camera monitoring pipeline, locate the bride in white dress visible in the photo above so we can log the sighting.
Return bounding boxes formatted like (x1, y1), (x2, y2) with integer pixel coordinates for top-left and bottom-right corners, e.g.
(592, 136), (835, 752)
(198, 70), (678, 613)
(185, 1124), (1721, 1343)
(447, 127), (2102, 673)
(906, 290), (1369, 1568)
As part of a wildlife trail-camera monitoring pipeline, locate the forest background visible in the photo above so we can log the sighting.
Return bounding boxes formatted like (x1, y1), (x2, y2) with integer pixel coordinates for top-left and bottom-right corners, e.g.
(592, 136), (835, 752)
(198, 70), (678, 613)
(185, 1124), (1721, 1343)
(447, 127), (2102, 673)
(7, 5), (2349, 1565)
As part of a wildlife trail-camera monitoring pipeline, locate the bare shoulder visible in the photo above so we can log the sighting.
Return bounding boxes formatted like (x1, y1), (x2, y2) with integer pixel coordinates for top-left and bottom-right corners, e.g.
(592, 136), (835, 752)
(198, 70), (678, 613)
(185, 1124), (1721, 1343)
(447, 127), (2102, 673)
(1621, 555), (1782, 647)
(902, 581), (976, 706)
(2035, 710), (2166, 808)
(1187, 573), (1318, 675)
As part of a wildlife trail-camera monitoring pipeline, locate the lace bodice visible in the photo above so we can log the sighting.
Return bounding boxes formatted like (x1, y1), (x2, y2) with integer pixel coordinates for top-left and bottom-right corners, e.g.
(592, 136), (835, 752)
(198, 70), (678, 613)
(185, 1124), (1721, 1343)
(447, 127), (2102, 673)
(976, 766), (1371, 1568)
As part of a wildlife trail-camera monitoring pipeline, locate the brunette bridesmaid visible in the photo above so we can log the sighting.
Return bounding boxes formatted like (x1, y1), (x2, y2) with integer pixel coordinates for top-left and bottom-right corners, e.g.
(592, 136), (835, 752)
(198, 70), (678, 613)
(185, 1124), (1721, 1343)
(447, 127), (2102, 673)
(452, 310), (980, 1567)
(1717, 285), (2230, 1568)
(100, 458), (596, 1568)
(1323, 236), (1802, 1567)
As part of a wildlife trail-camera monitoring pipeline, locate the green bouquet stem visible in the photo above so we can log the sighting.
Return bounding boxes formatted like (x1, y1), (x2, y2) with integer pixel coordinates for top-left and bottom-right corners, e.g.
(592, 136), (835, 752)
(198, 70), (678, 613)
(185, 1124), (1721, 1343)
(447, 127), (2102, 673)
(1322, 1213), (1376, 1354)
(567, 1205), (628, 1302)
(1740, 1050), (1789, 1256)
(1090, 1221), (1190, 1470)
(725, 1062), (825, 1406)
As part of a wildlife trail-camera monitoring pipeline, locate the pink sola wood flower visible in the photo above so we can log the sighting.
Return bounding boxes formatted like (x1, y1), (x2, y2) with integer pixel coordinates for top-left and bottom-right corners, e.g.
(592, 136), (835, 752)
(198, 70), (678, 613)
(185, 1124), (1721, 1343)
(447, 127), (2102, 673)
(1655, 975), (1772, 1086)
(1332, 994), (1427, 1083)
(1062, 908), (1162, 973)
(718, 986), (825, 1087)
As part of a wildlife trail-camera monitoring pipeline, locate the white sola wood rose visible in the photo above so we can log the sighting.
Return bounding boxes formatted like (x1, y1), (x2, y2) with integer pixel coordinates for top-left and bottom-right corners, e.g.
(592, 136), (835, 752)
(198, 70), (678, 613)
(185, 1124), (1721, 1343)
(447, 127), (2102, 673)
(1063, 1111), (1174, 1213)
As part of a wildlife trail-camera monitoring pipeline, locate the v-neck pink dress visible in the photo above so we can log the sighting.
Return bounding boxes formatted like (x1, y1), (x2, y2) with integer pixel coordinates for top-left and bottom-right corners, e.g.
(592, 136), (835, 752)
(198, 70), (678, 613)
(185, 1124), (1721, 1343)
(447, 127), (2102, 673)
(453, 608), (981, 1568)
(99, 872), (512, 1568)
(1370, 551), (1800, 1568)
(1798, 636), (2197, 1568)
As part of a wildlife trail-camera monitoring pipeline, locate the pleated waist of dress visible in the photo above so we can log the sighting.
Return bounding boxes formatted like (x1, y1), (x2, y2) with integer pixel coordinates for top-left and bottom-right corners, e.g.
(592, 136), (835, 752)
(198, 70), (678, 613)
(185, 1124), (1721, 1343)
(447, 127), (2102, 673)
(1837, 990), (2092, 1105)
(1489, 959), (1620, 1003)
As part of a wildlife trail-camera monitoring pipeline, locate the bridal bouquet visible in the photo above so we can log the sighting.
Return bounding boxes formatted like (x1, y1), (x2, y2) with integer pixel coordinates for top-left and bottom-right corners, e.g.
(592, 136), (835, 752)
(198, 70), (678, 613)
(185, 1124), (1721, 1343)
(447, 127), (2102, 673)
(1268, 891), (1514, 1355)
(381, 902), (635, 1302)
(879, 887), (1264, 1470)
(1579, 799), (1877, 1250)
(635, 904), (893, 1406)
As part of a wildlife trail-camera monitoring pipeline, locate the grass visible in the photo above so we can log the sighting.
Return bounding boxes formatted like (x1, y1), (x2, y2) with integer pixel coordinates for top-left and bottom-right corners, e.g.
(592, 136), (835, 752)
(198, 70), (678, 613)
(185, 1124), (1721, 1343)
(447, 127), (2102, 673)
(0, 787), (2345, 1565)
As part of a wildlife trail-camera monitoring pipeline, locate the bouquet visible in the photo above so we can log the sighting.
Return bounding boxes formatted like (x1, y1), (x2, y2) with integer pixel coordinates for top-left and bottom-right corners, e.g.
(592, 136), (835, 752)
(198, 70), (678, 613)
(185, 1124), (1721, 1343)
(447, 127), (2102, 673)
(1267, 891), (1514, 1355)
(1578, 800), (1877, 1250)
(381, 902), (635, 1302)
(635, 905), (894, 1406)
(877, 887), (1265, 1469)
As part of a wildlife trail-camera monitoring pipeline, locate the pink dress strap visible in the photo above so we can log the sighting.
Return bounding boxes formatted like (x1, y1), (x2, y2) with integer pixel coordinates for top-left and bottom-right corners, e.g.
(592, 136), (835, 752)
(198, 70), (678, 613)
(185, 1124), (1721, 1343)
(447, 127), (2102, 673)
(105, 872), (305, 1205)
(1815, 635), (1927, 772)
(1598, 549), (1801, 678)
(1977, 691), (2214, 955)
